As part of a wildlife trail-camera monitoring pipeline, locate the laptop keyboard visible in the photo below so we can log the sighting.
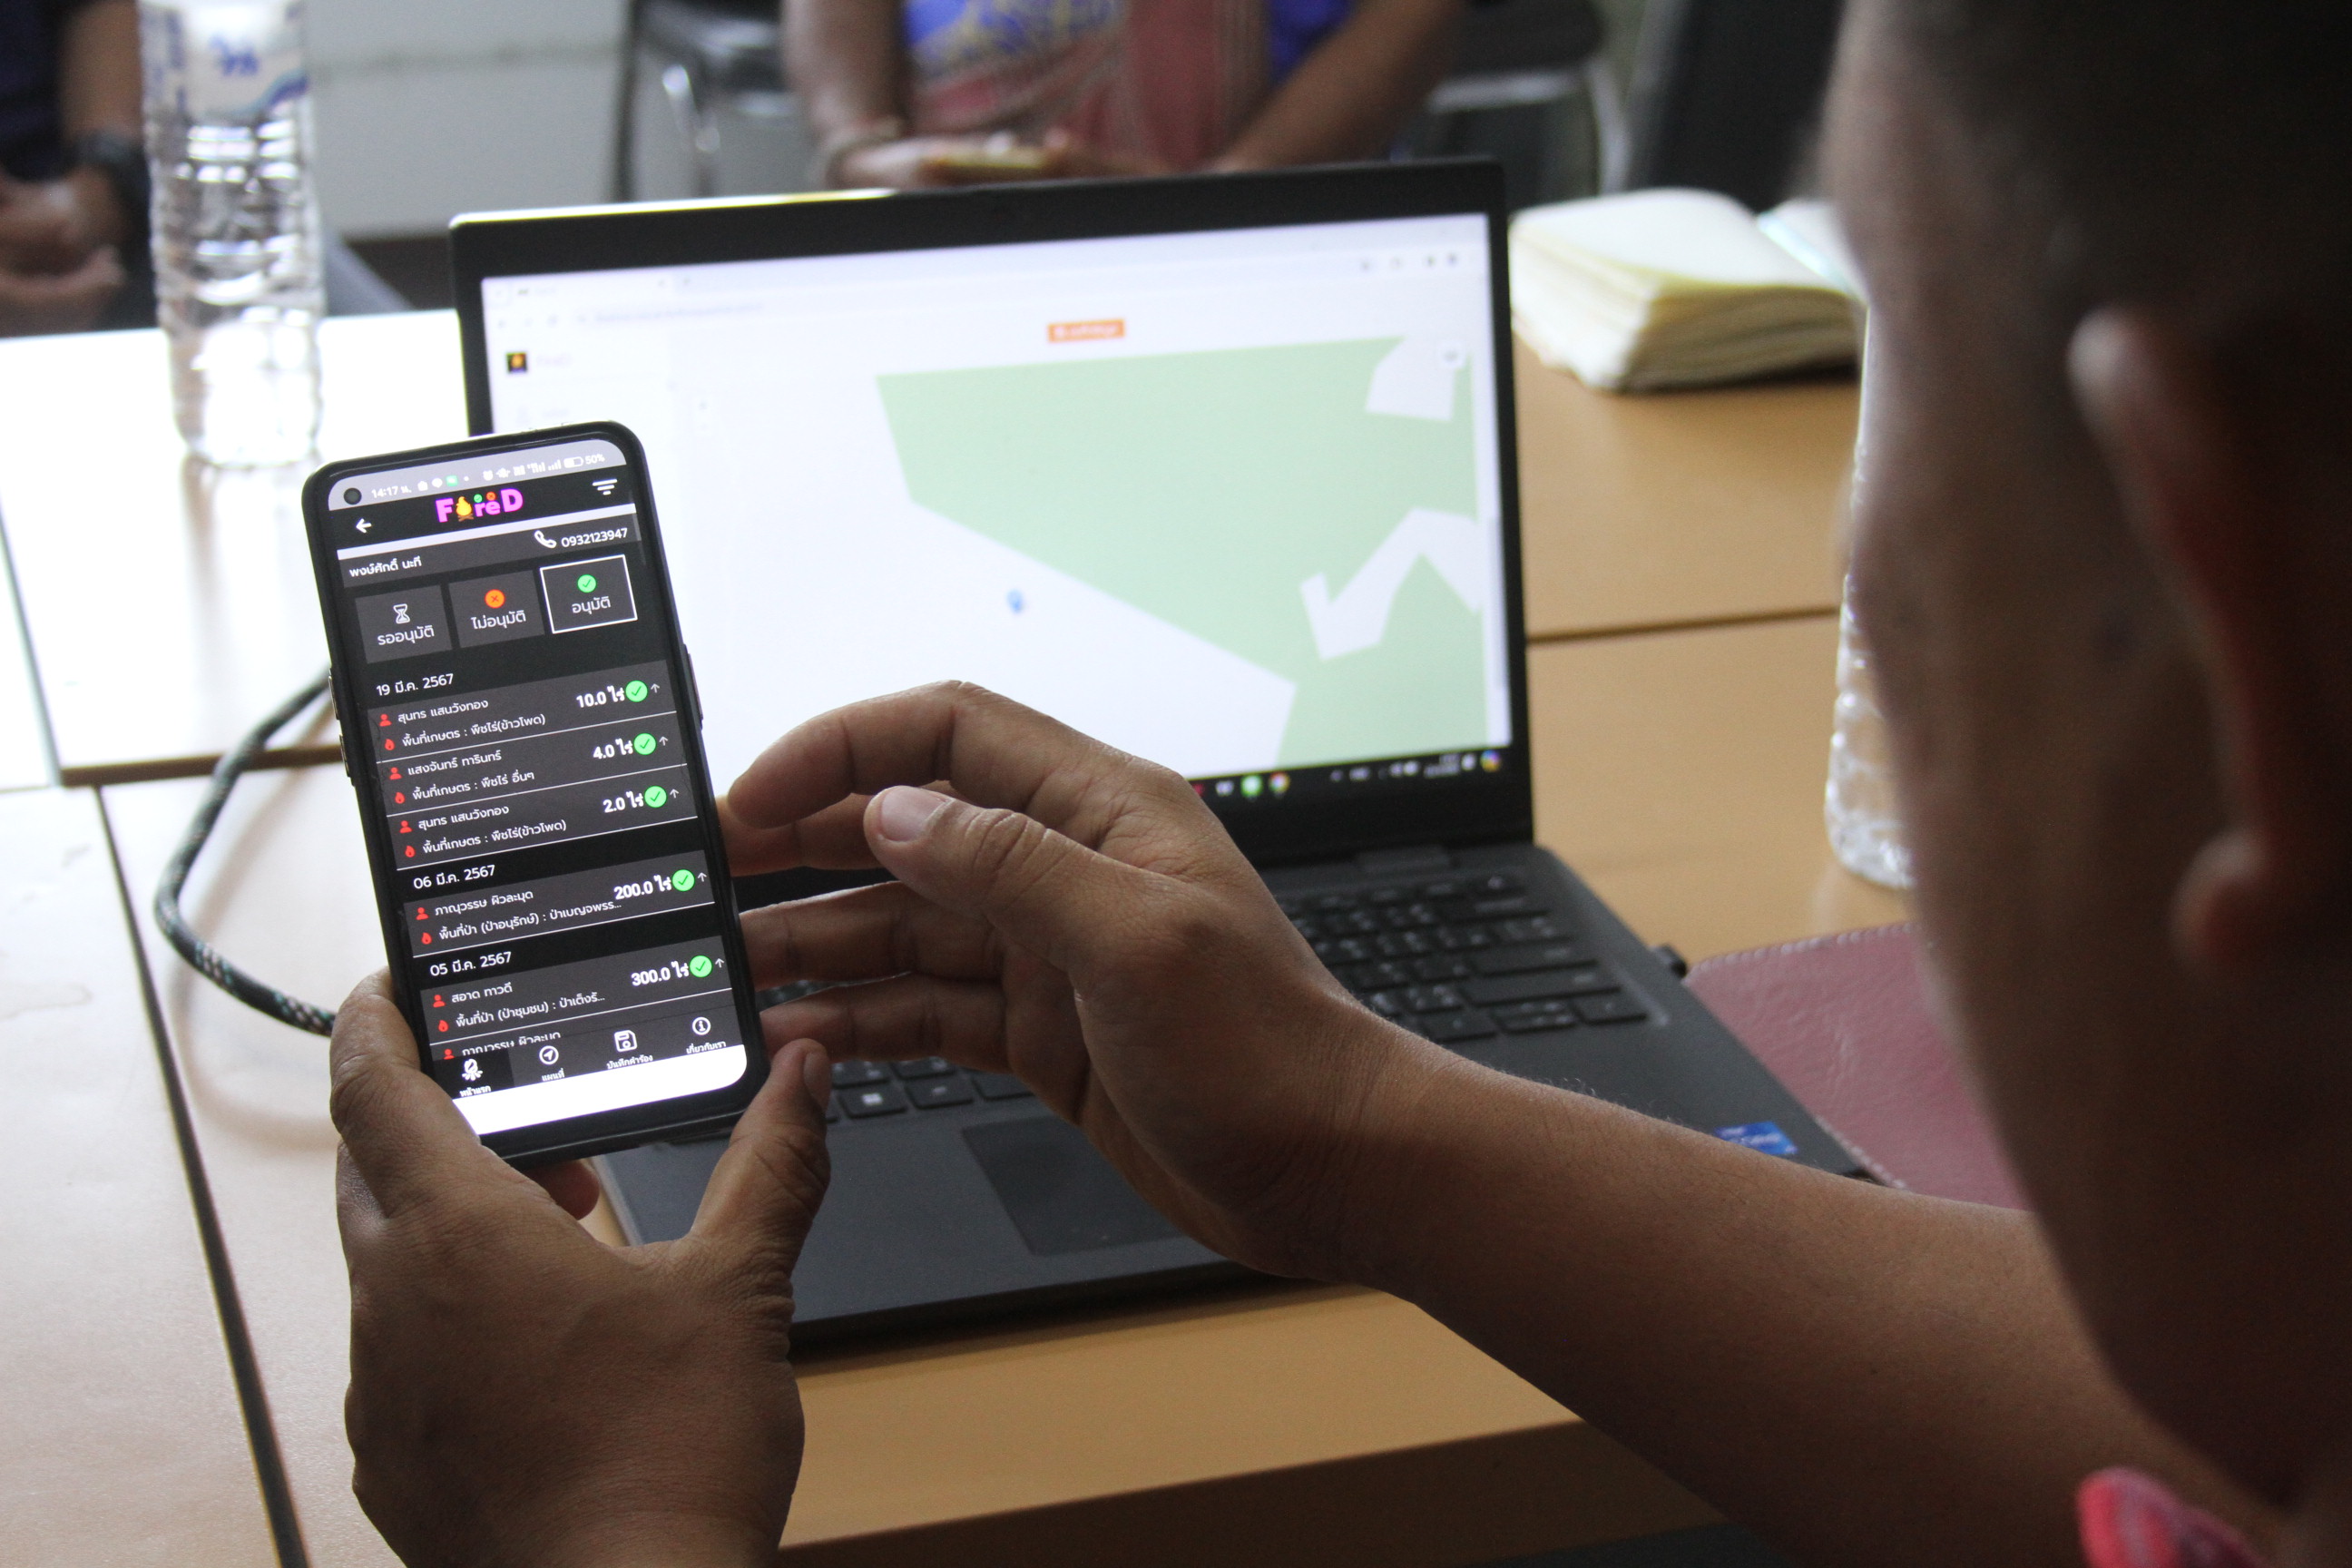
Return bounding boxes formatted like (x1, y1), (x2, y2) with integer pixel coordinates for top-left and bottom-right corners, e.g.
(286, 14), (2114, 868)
(818, 870), (1648, 1122)
(1278, 870), (1650, 1044)
(825, 1057), (1034, 1122)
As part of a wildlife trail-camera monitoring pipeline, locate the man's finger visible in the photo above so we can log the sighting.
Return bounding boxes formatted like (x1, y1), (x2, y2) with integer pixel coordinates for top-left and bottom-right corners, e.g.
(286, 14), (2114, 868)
(687, 1040), (831, 1269)
(725, 682), (1195, 854)
(739, 881), (1004, 988)
(527, 1160), (604, 1221)
(718, 790), (876, 877)
(861, 785), (1171, 980)
(328, 972), (505, 1219)
(760, 972), (1009, 1067)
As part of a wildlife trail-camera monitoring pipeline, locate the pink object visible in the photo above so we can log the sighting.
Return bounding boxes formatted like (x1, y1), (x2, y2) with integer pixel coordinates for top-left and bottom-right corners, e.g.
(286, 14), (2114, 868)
(2077, 1468), (2268, 1568)
(911, 0), (1269, 170)
(1685, 924), (2028, 1210)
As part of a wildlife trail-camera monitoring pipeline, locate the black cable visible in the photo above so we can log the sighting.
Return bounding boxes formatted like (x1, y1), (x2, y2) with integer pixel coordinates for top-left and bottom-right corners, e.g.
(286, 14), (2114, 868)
(153, 671), (341, 1036)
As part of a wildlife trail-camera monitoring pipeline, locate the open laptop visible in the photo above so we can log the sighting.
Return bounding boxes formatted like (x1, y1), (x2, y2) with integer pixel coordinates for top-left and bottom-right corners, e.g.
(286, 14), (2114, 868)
(450, 162), (1855, 1340)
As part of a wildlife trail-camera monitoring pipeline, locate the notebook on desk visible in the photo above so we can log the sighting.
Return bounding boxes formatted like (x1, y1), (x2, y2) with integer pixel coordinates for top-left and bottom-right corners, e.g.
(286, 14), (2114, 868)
(449, 162), (1857, 1339)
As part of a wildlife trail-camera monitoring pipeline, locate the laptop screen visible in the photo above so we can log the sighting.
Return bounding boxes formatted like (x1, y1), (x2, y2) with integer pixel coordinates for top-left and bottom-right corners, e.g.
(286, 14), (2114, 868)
(455, 167), (1530, 862)
(458, 165), (1533, 865)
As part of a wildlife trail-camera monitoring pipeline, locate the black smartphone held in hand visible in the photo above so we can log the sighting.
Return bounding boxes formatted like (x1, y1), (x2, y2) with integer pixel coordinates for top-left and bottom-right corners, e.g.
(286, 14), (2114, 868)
(302, 423), (768, 1165)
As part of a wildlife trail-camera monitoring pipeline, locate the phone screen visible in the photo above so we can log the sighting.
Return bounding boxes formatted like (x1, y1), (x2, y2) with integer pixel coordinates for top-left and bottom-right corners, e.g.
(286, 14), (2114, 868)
(308, 427), (762, 1155)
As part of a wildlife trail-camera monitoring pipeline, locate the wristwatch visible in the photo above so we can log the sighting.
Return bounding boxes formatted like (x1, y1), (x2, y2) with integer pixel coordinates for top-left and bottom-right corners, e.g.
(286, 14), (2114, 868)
(70, 128), (152, 249)
(808, 117), (909, 189)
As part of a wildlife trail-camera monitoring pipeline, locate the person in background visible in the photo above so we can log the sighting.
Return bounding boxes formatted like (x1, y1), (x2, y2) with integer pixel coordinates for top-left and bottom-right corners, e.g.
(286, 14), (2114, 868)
(327, 2), (2352, 1565)
(0, 0), (144, 334)
(786, 0), (1465, 189)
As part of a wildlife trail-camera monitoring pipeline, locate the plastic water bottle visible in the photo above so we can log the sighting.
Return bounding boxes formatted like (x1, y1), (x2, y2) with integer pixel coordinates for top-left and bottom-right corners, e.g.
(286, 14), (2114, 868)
(1823, 319), (1911, 890)
(1825, 579), (1912, 889)
(142, 0), (323, 466)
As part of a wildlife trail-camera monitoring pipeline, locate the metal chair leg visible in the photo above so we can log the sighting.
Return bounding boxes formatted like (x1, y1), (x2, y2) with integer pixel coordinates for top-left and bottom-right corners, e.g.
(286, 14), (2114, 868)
(659, 60), (724, 199)
(1587, 54), (1631, 193)
(612, 0), (648, 201)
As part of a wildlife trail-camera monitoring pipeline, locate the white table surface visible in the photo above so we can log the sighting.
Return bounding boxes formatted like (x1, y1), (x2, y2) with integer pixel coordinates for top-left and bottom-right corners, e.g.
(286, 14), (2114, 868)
(0, 558), (49, 789)
(0, 314), (467, 783)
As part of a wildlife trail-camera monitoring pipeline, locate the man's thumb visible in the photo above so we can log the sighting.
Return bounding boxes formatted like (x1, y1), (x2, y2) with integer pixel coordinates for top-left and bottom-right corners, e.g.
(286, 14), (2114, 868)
(687, 1041), (831, 1268)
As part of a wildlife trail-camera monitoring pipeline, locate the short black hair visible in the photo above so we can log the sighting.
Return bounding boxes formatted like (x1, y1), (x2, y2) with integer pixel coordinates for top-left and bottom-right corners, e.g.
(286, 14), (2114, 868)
(1895, 0), (2352, 338)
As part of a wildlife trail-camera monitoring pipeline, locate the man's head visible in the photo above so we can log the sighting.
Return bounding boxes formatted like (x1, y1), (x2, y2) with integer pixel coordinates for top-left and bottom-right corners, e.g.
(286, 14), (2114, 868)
(1825, 0), (2352, 1504)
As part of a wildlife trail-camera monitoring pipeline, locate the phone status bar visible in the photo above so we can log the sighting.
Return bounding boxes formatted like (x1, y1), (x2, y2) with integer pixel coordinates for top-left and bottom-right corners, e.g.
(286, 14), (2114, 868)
(327, 436), (625, 509)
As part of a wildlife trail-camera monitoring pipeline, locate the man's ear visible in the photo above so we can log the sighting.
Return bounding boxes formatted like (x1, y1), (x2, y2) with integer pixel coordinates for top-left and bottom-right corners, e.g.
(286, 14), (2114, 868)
(2069, 309), (2348, 976)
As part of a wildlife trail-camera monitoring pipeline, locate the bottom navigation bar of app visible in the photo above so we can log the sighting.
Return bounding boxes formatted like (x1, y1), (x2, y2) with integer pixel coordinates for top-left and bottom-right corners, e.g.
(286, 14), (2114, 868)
(451, 1041), (750, 1137)
(435, 995), (742, 1093)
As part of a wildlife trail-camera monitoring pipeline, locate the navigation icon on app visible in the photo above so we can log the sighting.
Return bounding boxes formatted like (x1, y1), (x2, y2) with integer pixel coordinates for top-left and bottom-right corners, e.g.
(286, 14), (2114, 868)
(612, 1029), (637, 1053)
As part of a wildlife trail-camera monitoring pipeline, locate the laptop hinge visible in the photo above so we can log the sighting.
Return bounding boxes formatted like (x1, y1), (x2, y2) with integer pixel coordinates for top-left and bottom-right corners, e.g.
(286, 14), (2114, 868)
(1355, 844), (1454, 877)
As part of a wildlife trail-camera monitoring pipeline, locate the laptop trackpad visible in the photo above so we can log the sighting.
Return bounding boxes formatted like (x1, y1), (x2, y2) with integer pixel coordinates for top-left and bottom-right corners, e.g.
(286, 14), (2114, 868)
(963, 1117), (1183, 1256)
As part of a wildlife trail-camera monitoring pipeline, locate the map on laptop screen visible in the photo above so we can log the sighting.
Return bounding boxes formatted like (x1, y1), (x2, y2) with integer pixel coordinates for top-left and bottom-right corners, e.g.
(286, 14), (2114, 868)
(481, 214), (1509, 789)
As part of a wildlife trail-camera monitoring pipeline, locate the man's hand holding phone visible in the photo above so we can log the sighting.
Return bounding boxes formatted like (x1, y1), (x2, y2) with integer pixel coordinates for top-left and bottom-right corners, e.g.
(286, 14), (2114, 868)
(330, 973), (832, 1568)
(722, 681), (1463, 1283)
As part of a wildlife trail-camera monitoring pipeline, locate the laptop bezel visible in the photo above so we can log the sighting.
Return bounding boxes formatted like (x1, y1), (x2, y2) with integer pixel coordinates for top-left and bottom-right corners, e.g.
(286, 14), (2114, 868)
(449, 160), (1534, 869)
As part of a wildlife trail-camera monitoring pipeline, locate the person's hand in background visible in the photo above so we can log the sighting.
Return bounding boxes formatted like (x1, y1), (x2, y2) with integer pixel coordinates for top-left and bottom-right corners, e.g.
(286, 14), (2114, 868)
(0, 167), (122, 270)
(721, 681), (1454, 1281)
(331, 972), (832, 1568)
(0, 241), (122, 334)
(834, 128), (1170, 189)
(0, 0), (140, 336)
(0, 171), (124, 334)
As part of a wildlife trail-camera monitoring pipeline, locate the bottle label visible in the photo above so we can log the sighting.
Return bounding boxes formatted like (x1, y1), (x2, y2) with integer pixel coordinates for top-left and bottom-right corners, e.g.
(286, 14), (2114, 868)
(143, 1), (308, 120)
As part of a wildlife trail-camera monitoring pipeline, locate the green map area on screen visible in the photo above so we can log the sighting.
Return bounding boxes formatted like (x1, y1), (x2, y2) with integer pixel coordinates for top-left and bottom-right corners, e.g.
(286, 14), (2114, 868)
(877, 337), (1492, 768)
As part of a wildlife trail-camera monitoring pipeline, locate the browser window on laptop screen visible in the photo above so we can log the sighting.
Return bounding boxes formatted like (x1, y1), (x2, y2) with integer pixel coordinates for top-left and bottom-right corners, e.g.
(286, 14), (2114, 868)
(478, 213), (1510, 807)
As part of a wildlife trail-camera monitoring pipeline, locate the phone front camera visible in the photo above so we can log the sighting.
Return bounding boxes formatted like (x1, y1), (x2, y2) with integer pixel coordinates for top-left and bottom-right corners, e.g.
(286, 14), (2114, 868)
(342, 486), (361, 505)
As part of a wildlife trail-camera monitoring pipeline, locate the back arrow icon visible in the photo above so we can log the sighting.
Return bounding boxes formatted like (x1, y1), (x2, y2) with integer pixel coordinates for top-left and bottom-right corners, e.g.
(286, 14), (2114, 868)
(355, 519), (372, 533)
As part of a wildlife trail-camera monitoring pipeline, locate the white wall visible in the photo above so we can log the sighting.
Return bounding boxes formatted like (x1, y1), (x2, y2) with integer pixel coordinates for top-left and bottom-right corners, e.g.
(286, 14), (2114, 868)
(309, 0), (626, 238)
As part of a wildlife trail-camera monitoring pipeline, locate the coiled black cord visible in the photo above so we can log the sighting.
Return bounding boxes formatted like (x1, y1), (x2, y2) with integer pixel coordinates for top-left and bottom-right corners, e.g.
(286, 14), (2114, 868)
(152, 671), (341, 1035)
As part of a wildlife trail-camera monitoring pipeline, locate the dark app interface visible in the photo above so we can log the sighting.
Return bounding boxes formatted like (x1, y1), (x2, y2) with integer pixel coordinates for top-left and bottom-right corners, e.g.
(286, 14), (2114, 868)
(323, 436), (747, 1137)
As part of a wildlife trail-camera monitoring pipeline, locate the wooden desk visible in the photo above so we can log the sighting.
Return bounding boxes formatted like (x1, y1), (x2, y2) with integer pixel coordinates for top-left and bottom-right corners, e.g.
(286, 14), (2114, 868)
(1514, 340), (1857, 642)
(0, 315), (466, 785)
(99, 615), (1900, 1567)
(1532, 616), (1906, 958)
(0, 789), (276, 1565)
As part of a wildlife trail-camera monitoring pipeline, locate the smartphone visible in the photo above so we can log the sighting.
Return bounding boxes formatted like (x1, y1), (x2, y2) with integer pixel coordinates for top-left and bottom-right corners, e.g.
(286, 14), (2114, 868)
(302, 423), (768, 1164)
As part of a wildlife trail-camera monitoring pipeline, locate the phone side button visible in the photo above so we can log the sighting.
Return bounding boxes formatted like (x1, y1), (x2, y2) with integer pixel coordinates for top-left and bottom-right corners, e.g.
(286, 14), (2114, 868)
(682, 647), (706, 729)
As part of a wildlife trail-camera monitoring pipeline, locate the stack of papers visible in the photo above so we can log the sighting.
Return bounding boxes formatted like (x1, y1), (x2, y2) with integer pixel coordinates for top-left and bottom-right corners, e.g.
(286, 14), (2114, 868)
(1510, 189), (1863, 392)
